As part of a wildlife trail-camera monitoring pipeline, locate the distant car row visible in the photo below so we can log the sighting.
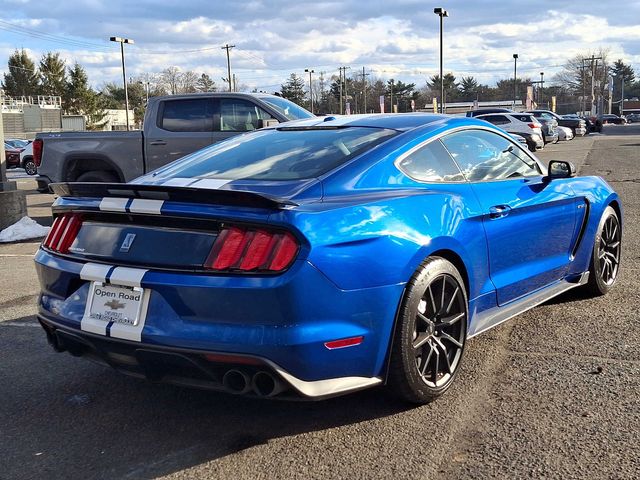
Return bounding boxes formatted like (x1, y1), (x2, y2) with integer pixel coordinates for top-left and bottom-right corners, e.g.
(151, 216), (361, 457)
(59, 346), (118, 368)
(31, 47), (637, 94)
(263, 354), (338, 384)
(3, 138), (37, 175)
(466, 108), (589, 151)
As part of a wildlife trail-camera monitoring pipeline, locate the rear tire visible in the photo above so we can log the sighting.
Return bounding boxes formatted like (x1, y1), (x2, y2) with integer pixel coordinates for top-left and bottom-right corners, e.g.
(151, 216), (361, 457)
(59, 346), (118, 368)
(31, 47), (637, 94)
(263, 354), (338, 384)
(387, 257), (468, 404)
(76, 171), (119, 183)
(584, 206), (621, 296)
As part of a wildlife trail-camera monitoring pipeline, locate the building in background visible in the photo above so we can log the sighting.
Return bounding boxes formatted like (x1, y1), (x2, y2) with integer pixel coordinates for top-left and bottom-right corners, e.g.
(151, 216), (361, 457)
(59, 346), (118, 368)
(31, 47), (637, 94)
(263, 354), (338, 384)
(1, 94), (62, 139)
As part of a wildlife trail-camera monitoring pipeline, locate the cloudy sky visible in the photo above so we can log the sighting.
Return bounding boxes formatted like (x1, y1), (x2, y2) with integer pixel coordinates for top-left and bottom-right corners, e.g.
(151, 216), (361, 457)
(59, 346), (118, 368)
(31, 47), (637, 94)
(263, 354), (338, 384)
(0, 0), (639, 92)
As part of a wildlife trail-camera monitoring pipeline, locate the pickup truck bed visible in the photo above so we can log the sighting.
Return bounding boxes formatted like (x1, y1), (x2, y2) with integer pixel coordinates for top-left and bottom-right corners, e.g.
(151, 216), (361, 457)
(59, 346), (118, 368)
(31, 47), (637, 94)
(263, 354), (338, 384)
(35, 92), (313, 192)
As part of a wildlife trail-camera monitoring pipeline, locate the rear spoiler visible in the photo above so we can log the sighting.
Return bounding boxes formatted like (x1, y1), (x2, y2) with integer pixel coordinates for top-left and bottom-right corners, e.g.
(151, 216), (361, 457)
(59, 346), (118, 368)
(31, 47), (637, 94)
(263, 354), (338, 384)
(50, 182), (298, 210)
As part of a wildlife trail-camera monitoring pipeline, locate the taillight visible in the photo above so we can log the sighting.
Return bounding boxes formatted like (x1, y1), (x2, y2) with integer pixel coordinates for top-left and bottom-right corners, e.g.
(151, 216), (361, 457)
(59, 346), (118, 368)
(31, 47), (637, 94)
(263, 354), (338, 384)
(32, 139), (43, 167)
(528, 123), (540, 129)
(42, 213), (82, 253)
(204, 225), (300, 272)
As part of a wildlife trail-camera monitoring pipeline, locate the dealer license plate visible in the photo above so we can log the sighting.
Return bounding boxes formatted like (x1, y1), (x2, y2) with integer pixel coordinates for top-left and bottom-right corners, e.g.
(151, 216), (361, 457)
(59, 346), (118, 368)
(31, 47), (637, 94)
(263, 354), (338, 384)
(88, 282), (144, 326)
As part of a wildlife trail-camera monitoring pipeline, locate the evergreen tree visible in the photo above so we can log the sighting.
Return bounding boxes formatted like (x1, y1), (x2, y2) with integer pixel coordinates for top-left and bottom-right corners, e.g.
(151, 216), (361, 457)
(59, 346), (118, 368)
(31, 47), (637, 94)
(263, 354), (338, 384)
(280, 73), (306, 106)
(39, 52), (66, 96)
(64, 63), (107, 129)
(427, 73), (459, 103)
(459, 76), (479, 101)
(2, 49), (39, 97)
(610, 59), (635, 85)
(196, 73), (216, 92)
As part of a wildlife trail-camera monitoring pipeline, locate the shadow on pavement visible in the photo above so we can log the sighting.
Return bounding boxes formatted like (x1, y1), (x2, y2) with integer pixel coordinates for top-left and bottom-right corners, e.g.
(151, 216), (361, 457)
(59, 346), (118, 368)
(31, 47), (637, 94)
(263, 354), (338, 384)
(0, 317), (412, 480)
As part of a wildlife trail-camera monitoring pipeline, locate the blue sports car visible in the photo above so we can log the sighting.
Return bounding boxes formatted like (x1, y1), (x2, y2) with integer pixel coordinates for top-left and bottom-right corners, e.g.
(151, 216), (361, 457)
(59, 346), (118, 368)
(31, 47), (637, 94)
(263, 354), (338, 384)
(35, 114), (622, 403)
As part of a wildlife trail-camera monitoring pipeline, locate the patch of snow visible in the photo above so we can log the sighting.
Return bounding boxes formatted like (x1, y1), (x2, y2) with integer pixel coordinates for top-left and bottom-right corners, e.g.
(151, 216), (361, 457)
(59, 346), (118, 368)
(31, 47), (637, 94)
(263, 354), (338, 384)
(0, 216), (50, 243)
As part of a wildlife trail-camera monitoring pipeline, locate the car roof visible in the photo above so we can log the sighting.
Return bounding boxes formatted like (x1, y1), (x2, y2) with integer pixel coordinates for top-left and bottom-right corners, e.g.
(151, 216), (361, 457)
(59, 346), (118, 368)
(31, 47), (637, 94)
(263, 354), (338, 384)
(274, 113), (458, 131)
(152, 92), (284, 101)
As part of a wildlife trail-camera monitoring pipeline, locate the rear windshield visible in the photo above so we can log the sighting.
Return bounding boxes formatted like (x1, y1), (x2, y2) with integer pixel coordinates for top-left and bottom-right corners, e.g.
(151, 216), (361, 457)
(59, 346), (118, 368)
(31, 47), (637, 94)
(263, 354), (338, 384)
(146, 127), (398, 181)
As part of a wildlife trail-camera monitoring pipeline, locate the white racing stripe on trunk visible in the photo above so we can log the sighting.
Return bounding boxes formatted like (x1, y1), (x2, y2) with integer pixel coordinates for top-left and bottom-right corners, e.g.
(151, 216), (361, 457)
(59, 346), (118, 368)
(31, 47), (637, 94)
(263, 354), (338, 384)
(80, 263), (113, 282)
(109, 266), (148, 287)
(190, 178), (229, 189)
(99, 197), (129, 212)
(129, 198), (164, 214)
(80, 263), (113, 335)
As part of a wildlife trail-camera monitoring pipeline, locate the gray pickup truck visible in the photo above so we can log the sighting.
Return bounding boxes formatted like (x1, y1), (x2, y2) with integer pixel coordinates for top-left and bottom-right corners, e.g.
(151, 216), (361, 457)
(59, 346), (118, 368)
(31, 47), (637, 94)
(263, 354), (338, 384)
(35, 92), (313, 192)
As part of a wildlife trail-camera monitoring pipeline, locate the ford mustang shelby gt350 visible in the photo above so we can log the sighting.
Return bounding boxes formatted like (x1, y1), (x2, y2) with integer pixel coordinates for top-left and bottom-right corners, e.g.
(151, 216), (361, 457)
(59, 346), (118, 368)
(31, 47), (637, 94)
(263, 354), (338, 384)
(35, 114), (622, 403)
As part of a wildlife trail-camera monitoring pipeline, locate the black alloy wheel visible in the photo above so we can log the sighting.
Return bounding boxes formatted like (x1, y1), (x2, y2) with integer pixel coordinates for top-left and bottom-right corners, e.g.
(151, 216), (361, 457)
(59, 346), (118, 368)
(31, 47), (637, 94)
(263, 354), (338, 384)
(23, 158), (37, 176)
(388, 257), (468, 403)
(586, 206), (621, 296)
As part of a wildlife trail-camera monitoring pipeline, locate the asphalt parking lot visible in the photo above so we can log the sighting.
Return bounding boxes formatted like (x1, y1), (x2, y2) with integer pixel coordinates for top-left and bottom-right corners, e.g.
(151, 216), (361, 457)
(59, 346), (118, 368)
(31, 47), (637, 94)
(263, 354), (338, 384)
(1, 125), (638, 479)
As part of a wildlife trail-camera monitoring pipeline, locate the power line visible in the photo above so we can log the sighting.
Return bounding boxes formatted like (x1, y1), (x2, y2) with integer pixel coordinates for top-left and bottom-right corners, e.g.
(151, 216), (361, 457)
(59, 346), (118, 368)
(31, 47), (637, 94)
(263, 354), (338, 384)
(0, 19), (114, 51)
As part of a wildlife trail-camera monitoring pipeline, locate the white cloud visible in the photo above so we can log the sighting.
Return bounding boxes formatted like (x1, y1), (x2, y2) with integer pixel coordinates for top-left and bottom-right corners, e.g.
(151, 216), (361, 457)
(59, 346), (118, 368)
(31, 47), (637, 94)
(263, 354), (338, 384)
(1, 2), (639, 92)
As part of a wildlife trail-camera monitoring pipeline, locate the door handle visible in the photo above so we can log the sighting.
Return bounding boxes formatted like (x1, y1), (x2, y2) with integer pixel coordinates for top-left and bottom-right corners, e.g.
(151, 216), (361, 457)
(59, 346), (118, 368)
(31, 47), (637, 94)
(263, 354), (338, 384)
(489, 205), (511, 219)
(149, 140), (167, 146)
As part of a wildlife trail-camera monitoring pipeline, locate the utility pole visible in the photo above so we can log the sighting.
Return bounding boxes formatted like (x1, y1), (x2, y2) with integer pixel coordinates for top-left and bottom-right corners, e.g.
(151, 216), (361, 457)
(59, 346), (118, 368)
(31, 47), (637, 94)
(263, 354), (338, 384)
(621, 75), (625, 116)
(588, 55), (602, 115)
(581, 59), (586, 114)
(338, 66), (350, 114)
(344, 67), (350, 114)
(338, 67), (344, 114)
(221, 44), (235, 92)
(360, 66), (370, 114)
(110, 36), (134, 130)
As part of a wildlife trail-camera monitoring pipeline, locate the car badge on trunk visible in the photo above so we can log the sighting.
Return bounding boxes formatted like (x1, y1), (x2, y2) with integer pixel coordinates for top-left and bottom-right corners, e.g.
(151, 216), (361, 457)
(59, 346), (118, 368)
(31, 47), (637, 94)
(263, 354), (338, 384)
(120, 233), (136, 252)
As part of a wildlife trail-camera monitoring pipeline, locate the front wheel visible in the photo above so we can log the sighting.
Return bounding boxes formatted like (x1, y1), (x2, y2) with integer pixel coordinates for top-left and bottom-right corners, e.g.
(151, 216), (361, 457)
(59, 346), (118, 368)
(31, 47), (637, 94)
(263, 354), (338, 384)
(22, 158), (37, 175)
(585, 206), (621, 296)
(387, 257), (468, 404)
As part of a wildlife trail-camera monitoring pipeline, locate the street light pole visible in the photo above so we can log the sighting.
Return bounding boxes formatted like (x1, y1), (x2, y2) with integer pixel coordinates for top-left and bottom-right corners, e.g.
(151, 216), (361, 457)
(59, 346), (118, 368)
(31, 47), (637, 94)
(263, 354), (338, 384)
(110, 36), (134, 131)
(304, 68), (315, 114)
(434, 7), (449, 114)
(540, 71), (544, 108)
(513, 53), (518, 109)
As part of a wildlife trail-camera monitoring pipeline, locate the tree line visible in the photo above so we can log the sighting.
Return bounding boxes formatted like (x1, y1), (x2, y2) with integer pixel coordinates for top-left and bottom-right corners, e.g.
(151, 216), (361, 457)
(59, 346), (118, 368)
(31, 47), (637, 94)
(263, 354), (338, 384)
(1, 49), (219, 129)
(280, 49), (640, 115)
(3, 47), (640, 126)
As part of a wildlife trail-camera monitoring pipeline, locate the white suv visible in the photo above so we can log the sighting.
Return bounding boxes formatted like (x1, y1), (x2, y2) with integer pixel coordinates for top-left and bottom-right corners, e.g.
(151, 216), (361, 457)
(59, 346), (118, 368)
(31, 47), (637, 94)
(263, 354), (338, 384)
(476, 113), (544, 152)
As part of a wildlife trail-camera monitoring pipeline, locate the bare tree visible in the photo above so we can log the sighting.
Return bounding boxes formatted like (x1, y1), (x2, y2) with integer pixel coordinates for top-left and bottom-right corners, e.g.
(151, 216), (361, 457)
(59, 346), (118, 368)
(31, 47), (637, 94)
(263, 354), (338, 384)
(161, 66), (182, 95)
(179, 70), (199, 93)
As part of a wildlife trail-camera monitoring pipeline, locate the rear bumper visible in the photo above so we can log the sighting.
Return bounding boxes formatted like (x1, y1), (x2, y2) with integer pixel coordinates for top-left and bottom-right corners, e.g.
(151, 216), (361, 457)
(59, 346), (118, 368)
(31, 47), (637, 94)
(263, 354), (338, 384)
(574, 127), (587, 136)
(38, 315), (382, 399)
(34, 249), (403, 390)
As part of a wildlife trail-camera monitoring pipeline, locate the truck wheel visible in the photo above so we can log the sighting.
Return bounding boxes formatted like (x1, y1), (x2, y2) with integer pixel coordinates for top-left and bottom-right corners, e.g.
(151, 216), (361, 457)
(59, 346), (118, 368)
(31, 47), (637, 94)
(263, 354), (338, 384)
(76, 171), (119, 183)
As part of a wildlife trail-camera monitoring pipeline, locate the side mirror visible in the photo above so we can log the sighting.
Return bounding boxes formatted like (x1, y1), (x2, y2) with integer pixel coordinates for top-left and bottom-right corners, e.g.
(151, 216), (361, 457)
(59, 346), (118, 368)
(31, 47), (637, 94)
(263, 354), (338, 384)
(257, 119), (280, 129)
(546, 160), (577, 180)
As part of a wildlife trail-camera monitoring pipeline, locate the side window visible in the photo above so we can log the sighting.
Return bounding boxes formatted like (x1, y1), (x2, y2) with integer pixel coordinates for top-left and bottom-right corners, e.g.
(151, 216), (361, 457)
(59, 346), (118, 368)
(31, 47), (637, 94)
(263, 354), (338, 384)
(492, 115), (510, 125)
(441, 130), (542, 182)
(160, 99), (213, 132)
(219, 99), (275, 132)
(397, 139), (465, 182)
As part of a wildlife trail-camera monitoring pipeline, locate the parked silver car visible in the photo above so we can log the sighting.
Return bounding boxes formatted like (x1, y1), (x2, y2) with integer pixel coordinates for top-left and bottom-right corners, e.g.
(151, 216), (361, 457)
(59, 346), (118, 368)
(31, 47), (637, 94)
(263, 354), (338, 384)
(476, 112), (544, 151)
